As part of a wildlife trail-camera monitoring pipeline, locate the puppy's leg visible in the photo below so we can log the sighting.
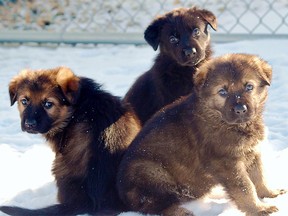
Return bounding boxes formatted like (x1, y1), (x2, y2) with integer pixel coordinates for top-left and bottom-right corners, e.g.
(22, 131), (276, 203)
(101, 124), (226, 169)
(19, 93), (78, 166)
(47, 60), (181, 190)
(211, 160), (278, 215)
(120, 161), (194, 216)
(125, 187), (194, 216)
(248, 154), (286, 198)
(56, 177), (92, 210)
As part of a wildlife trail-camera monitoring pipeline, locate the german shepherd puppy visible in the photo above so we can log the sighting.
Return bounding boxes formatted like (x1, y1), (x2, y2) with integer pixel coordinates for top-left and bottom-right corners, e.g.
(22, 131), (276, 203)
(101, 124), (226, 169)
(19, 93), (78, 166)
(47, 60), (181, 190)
(117, 54), (286, 216)
(0, 67), (140, 216)
(124, 7), (217, 125)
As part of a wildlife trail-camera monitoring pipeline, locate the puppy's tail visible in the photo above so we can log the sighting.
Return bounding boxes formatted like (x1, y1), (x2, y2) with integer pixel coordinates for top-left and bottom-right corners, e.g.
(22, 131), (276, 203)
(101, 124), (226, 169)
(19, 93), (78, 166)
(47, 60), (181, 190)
(0, 204), (121, 216)
(0, 204), (82, 216)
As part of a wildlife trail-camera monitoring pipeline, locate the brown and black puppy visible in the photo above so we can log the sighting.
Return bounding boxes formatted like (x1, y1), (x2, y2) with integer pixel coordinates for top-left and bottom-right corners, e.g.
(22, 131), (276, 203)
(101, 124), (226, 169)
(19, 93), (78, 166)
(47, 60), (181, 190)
(124, 7), (217, 125)
(0, 67), (140, 216)
(117, 54), (286, 216)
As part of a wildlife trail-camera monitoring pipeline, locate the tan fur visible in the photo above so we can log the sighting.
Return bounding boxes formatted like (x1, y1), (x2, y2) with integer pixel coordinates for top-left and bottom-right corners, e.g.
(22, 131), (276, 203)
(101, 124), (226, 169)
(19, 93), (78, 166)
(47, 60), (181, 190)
(102, 110), (141, 153)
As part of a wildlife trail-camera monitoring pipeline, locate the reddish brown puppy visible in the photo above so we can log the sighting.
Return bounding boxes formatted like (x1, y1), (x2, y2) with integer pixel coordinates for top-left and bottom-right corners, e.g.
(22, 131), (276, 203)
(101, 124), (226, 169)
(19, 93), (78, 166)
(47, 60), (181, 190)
(0, 67), (140, 216)
(124, 7), (217, 125)
(118, 54), (286, 216)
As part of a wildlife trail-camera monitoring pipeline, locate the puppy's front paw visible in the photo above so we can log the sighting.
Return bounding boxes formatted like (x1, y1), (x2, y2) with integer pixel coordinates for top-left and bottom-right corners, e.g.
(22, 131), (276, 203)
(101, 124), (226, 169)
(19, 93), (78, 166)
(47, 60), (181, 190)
(260, 189), (287, 198)
(257, 205), (279, 215)
(277, 189), (286, 195)
(246, 204), (279, 216)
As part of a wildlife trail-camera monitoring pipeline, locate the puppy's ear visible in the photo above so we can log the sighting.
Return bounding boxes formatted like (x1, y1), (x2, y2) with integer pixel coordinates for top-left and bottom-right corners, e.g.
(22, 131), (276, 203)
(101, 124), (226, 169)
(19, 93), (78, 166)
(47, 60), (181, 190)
(258, 58), (273, 86)
(193, 66), (209, 92)
(9, 78), (18, 106)
(9, 69), (31, 106)
(144, 16), (167, 51)
(56, 67), (80, 105)
(198, 9), (217, 31)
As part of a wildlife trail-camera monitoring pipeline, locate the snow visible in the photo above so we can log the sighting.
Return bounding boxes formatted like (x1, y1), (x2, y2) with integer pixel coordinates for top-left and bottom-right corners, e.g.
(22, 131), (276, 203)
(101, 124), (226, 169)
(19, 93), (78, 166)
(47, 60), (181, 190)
(0, 39), (287, 216)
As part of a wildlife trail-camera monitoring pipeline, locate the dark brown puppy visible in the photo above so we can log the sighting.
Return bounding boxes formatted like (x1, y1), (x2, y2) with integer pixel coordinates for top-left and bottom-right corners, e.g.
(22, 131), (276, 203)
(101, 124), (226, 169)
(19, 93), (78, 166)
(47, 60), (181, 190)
(118, 54), (286, 216)
(124, 7), (217, 125)
(0, 67), (140, 216)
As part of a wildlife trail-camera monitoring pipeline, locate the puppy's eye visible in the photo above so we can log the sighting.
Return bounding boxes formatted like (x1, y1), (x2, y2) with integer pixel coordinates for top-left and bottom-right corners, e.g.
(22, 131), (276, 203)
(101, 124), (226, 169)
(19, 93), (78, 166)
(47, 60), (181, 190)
(21, 98), (28, 106)
(169, 35), (179, 44)
(245, 83), (254, 92)
(43, 101), (53, 109)
(218, 88), (228, 97)
(192, 28), (200, 37)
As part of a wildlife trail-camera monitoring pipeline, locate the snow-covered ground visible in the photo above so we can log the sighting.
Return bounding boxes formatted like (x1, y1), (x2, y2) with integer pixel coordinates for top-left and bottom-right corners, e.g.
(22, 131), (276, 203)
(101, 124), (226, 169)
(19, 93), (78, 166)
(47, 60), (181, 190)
(0, 39), (287, 216)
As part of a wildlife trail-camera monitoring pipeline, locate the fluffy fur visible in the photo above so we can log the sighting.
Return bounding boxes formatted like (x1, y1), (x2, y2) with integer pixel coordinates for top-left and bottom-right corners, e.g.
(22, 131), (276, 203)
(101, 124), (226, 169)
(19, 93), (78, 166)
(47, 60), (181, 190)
(124, 7), (217, 125)
(0, 67), (140, 216)
(117, 54), (286, 216)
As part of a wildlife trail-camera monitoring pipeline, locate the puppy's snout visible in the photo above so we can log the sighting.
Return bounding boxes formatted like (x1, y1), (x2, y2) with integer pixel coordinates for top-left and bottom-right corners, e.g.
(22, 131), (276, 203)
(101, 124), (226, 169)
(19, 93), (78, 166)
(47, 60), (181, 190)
(25, 119), (37, 129)
(183, 47), (196, 57)
(233, 104), (247, 115)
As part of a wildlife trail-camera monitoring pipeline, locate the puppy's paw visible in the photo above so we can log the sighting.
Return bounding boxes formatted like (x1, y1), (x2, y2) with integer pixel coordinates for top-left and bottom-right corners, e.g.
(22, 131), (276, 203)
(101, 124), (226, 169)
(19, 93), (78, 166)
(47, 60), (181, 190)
(246, 204), (279, 216)
(257, 205), (279, 215)
(259, 189), (287, 198)
(278, 189), (287, 195)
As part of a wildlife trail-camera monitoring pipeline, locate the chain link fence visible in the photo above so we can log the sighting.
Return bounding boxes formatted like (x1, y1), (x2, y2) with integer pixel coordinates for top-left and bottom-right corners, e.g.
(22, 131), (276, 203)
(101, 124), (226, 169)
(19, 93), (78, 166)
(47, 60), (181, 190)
(0, 0), (287, 44)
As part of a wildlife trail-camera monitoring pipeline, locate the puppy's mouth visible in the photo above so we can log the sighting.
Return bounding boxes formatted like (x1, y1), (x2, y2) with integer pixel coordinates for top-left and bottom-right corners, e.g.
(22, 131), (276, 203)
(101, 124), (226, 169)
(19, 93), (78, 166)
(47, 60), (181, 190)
(180, 54), (204, 67)
(182, 58), (202, 66)
(23, 129), (39, 134)
(22, 127), (40, 134)
(213, 110), (253, 125)
(222, 115), (254, 125)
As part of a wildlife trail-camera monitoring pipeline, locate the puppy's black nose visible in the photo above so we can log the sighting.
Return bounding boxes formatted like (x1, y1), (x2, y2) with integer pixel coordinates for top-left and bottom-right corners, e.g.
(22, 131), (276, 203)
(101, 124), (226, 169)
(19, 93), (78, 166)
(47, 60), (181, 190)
(183, 47), (196, 57)
(25, 119), (37, 129)
(233, 104), (247, 115)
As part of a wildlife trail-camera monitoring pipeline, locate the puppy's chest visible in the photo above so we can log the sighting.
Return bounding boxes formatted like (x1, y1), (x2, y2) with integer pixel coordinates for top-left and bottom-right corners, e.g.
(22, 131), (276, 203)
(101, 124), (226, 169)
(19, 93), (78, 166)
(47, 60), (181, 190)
(202, 129), (259, 158)
(161, 73), (194, 99)
(50, 129), (92, 178)
(53, 148), (91, 179)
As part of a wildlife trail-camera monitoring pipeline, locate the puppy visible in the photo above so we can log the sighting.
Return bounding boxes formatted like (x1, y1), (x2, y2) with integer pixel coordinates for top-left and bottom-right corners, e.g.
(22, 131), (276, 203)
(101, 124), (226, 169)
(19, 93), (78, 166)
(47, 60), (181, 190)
(124, 7), (217, 125)
(0, 67), (140, 216)
(117, 54), (286, 216)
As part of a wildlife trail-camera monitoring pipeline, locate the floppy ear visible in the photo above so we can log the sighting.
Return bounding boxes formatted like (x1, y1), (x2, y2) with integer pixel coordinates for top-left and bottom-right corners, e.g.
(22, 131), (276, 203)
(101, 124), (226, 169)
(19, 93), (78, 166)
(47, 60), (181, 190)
(259, 59), (273, 86)
(144, 16), (167, 51)
(9, 78), (18, 106)
(56, 67), (80, 105)
(193, 67), (209, 92)
(198, 9), (217, 31)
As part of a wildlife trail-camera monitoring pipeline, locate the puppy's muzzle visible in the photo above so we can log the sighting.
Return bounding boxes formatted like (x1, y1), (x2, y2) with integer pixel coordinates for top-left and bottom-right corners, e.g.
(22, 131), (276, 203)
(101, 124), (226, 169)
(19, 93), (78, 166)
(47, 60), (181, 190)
(183, 47), (197, 57)
(233, 104), (248, 116)
(24, 118), (37, 131)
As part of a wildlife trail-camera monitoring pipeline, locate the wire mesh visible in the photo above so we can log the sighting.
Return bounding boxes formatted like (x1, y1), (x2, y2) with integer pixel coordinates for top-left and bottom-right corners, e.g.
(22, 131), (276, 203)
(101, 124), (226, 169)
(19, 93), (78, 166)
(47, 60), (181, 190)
(0, 0), (287, 44)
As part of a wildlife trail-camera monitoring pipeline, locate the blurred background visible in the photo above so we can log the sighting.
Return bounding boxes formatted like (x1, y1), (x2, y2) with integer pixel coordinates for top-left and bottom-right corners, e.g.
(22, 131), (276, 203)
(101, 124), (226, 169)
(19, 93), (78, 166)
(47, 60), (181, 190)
(0, 0), (287, 45)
